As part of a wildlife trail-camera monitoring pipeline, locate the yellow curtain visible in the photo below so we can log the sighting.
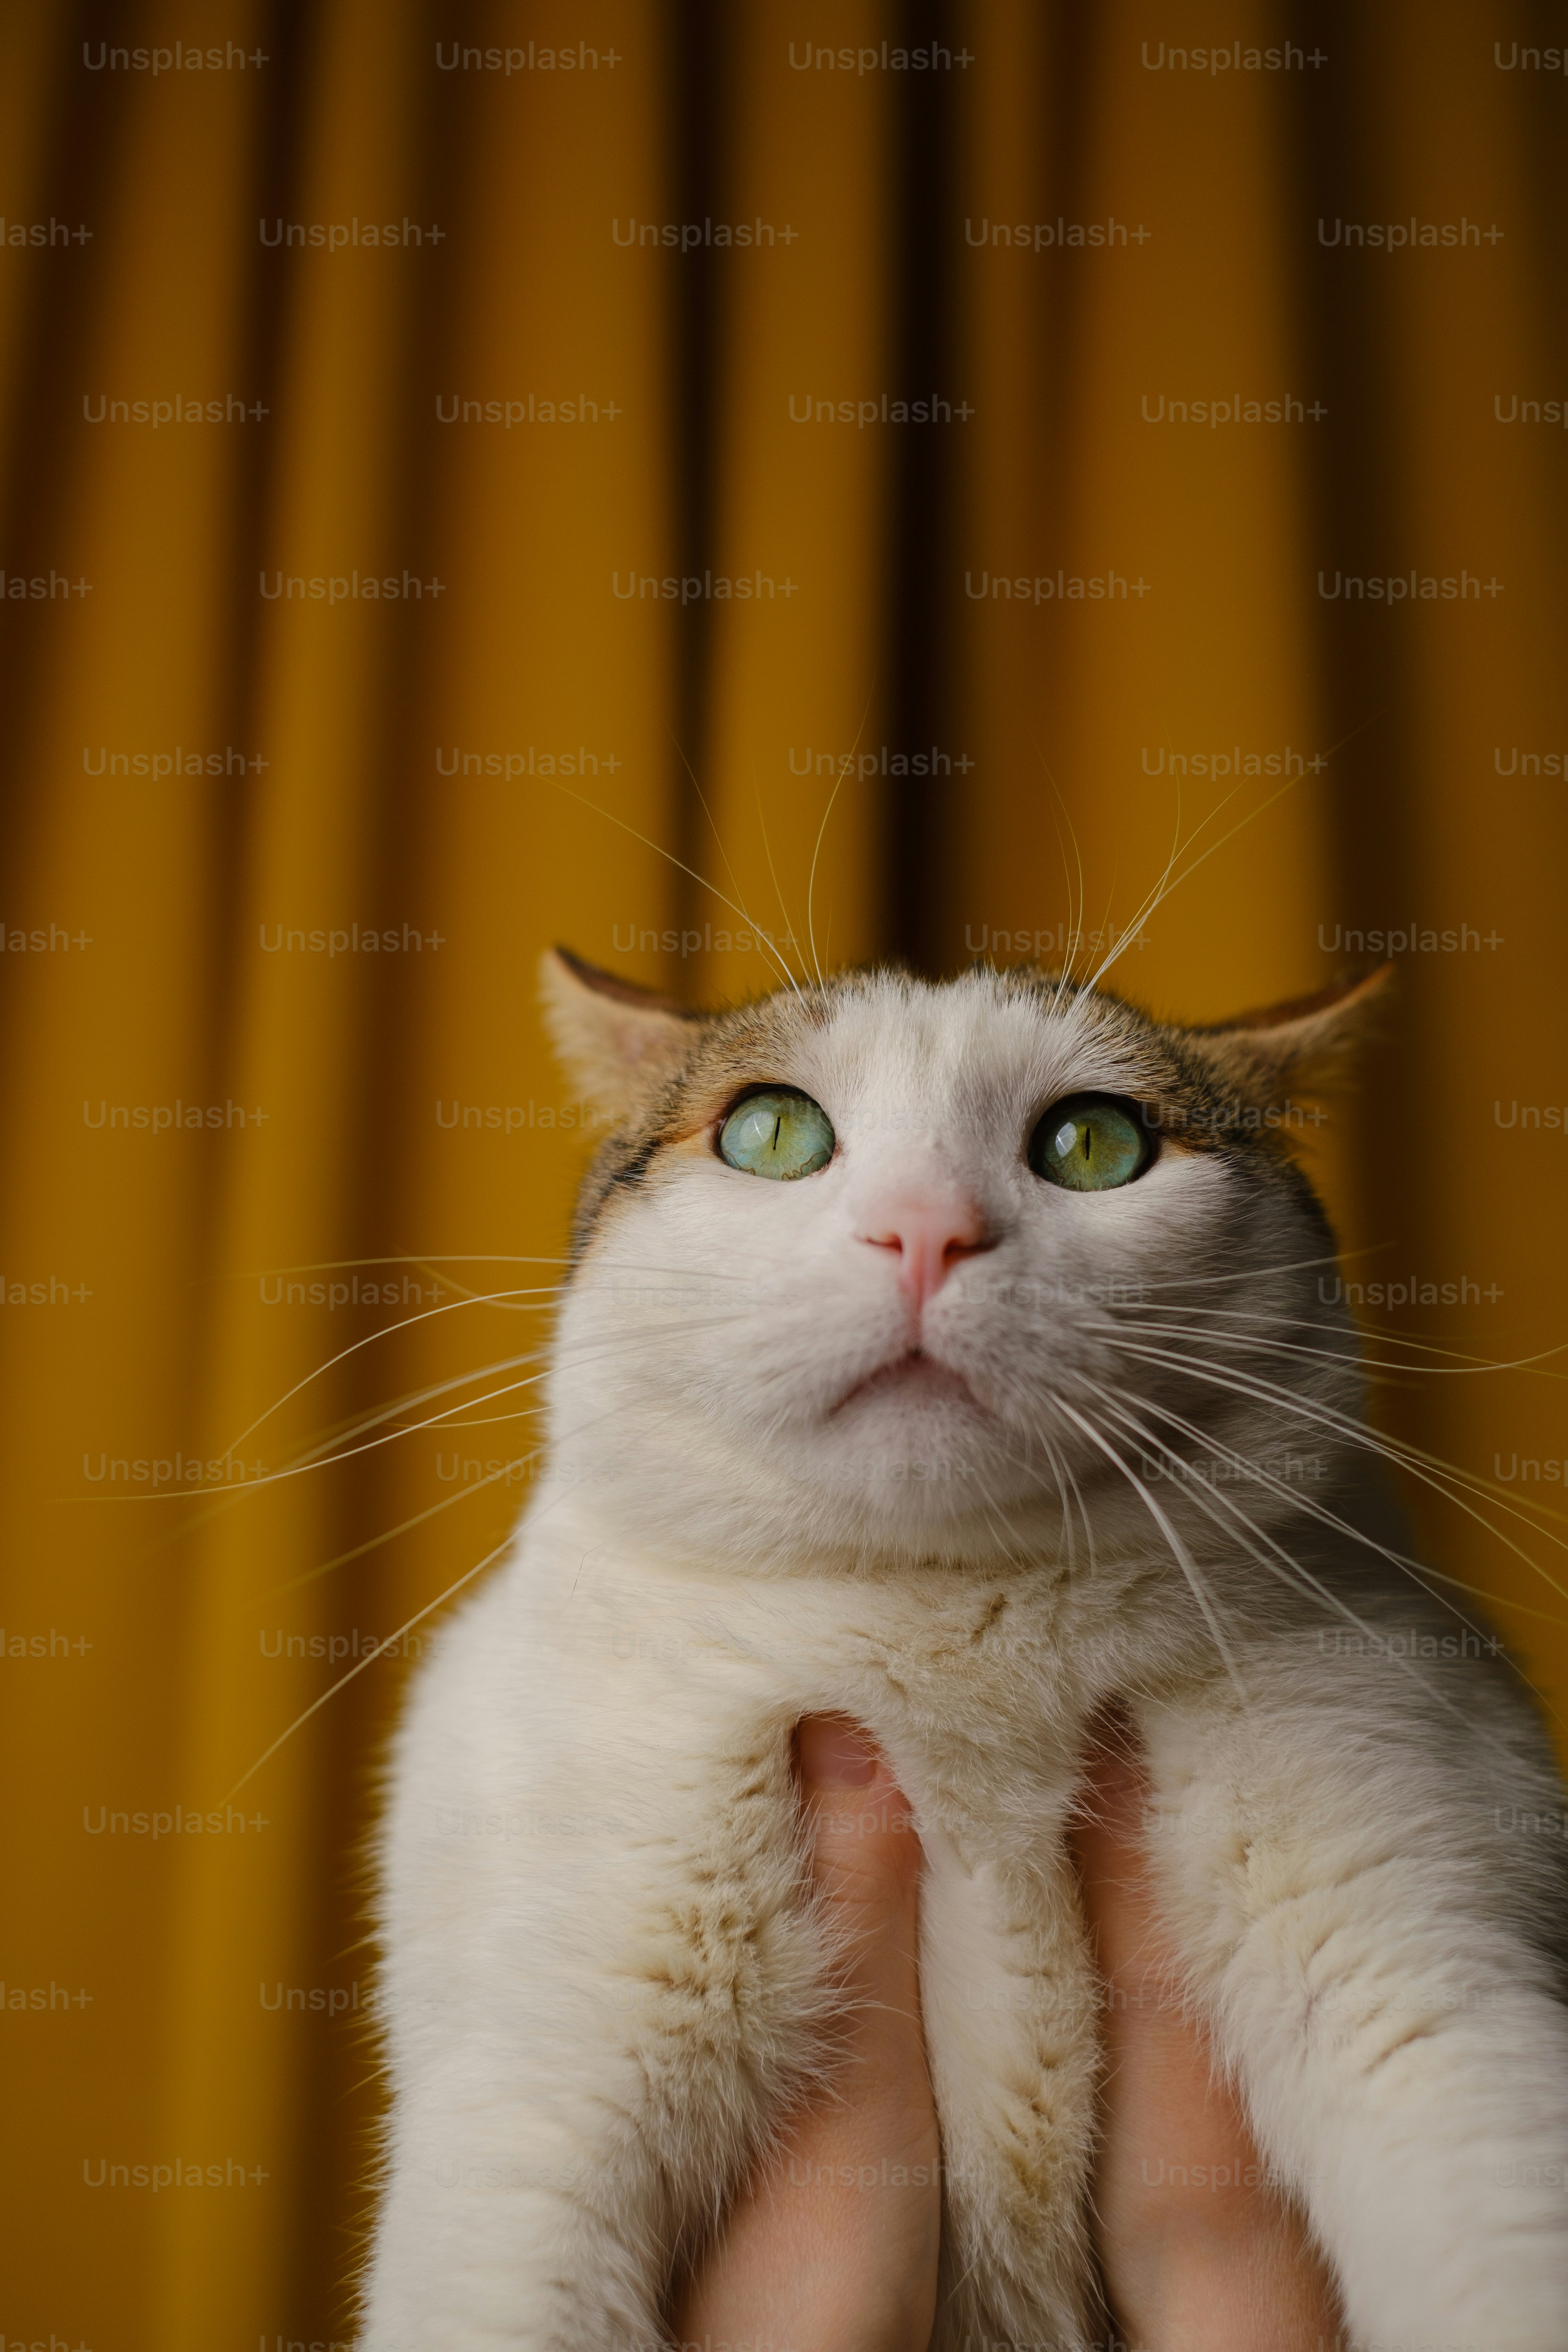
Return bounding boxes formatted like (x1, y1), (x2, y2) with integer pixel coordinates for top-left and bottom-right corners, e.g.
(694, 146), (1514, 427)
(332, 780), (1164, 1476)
(3, 5), (1563, 2342)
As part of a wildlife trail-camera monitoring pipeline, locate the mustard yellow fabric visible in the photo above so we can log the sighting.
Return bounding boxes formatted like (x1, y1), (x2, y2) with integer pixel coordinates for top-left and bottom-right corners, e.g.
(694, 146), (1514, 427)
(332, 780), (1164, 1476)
(2, 6), (1563, 2341)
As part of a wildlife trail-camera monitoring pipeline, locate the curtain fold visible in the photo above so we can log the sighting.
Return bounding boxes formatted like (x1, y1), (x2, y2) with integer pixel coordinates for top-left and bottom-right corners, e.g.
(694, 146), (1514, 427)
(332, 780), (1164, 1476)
(696, 0), (895, 1004)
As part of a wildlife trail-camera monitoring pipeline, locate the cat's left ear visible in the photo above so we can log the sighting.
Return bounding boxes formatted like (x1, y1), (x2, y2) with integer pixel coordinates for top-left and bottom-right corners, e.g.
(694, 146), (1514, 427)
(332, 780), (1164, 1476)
(539, 948), (702, 1116)
(1185, 963), (1393, 1098)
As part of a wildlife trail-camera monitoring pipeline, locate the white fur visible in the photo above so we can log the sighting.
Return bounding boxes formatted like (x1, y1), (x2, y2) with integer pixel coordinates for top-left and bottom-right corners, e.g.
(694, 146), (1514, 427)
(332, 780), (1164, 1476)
(362, 972), (1568, 2350)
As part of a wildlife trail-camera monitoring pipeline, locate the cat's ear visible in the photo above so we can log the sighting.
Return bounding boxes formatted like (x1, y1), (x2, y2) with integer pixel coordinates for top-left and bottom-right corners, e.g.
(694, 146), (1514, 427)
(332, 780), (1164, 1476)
(539, 948), (701, 1115)
(1186, 963), (1393, 1098)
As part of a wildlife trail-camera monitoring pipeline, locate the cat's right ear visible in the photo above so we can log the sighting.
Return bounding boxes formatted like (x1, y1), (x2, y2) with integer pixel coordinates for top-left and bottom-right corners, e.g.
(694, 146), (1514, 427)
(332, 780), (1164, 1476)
(538, 948), (701, 1116)
(1184, 962), (1393, 1101)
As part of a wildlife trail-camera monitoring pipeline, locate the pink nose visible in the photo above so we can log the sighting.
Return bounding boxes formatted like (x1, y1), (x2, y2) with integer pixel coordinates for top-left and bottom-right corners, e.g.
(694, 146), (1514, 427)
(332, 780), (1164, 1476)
(859, 1195), (992, 1308)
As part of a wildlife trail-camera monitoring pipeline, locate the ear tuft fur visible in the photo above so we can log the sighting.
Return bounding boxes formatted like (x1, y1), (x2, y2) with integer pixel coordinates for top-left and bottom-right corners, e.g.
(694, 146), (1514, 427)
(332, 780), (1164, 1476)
(538, 949), (702, 1117)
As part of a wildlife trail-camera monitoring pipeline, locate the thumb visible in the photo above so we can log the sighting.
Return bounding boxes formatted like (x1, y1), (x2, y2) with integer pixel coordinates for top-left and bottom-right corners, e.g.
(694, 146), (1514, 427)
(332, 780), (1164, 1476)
(795, 1714), (922, 1948)
(1071, 1709), (1160, 1985)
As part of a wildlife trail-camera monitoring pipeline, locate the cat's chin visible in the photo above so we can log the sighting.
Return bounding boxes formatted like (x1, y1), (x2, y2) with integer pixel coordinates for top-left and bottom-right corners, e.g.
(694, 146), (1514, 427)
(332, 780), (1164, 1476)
(831, 1348), (985, 1418)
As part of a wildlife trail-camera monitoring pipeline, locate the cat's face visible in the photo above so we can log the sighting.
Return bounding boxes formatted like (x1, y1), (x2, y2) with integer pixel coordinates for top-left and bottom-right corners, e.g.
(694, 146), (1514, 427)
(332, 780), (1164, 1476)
(541, 956), (1374, 1572)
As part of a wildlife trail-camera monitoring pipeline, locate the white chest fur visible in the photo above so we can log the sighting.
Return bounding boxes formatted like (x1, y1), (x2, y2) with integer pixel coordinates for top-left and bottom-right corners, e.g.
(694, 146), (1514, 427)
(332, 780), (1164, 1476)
(373, 1501), (1185, 2350)
(367, 1493), (1568, 2352)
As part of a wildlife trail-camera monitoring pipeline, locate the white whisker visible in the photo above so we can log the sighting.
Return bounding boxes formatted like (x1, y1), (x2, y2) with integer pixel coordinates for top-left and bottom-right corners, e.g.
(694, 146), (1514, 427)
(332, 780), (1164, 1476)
(1048, 1394), (1248, 1694)
(1098, 1335), (1568, 1611)
(1075, 1378), (1548, 1761)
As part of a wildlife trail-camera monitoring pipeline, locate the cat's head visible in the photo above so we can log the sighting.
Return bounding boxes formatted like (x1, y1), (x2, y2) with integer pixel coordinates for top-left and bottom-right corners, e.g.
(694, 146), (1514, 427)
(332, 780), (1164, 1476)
(537, 949), (1387, 1574)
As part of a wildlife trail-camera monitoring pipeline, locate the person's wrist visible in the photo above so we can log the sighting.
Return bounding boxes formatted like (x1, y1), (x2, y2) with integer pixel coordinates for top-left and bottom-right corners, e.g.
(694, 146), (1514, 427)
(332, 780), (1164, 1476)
(1101, 2193), (1338, 2352)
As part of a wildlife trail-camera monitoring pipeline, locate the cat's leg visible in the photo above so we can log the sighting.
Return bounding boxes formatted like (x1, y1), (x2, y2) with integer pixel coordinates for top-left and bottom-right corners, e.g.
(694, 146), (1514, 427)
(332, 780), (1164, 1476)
(1136, 1674), (1568, 2352)
(359, 1672), (834, 2350)
(360, 1883), (837, 2352)
(360, 2066), (682, 2352)
(916, 1816), (1104, 2352)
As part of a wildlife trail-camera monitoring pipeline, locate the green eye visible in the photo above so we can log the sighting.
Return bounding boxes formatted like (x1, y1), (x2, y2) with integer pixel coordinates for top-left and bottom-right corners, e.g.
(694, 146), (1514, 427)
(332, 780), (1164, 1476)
(1029, 1096), (1150, 1191)
(718, 1088), (835, 1181)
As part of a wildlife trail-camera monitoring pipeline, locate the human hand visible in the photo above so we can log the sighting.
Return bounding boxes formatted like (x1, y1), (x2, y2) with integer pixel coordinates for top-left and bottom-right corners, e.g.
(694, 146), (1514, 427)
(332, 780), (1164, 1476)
(675, 1710), (1343, 2352)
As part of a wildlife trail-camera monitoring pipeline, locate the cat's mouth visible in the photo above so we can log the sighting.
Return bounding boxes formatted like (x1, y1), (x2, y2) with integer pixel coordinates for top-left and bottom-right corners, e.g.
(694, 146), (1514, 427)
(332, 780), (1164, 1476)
(832, 1348), (982, 1416)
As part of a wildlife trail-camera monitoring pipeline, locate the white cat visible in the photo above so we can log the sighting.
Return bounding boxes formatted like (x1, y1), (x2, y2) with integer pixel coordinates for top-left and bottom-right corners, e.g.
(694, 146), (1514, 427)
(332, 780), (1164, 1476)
(361, 950), (1568, 2351)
